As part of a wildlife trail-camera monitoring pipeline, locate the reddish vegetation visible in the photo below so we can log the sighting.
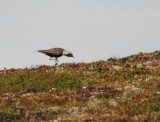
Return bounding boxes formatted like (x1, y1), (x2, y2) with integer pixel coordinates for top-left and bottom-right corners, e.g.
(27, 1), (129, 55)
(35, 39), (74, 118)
(0, 51), (160, 121)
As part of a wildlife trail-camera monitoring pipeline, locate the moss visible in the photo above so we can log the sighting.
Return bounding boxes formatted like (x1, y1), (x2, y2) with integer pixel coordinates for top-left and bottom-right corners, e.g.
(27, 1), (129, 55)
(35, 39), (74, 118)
(1, 108), (21, 118)
(0, 50), (159, 121)
(125, 64), (131, 68)
(149, 95), (160, 112)
(0, 70), (83, 93)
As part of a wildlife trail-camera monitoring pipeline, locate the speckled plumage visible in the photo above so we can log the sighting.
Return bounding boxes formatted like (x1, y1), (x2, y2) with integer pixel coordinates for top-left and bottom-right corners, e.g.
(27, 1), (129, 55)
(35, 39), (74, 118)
(38, 48), (65, 58)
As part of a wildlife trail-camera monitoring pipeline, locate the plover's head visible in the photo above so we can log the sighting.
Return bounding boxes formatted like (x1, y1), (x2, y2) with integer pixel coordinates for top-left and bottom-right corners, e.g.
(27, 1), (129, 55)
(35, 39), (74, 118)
(67, 51), (74, 58)
(63, 50), (74, 58)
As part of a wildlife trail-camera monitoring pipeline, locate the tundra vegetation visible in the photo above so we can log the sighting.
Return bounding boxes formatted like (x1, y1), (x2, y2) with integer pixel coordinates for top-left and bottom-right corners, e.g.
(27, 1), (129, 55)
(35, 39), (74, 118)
(0, 51), (160, 121)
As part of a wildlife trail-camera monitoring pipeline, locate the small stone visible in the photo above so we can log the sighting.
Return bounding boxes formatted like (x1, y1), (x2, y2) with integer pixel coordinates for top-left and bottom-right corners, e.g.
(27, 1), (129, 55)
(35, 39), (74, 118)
(143, 61), (152, 65)
(58, 117), (62, 121)
(137, 63), (143, 68)
(89, 95), (95, 100)
(112, 65), (122, 71)
(116, 88), (122, 91)
(122, 90), (133, 99)
(22, 93), (33, 97)
(67, 107), (79, 115)
(48, 107), (60, 111)
(145, 79), (150, 82)
(87, 98), (101, 109)
(51, 88), (56, 91)
(82, 86), (86, 90)
(109, 99), (118, 107)
(157, 91), (160, 94)
(6, 93), (9, 96)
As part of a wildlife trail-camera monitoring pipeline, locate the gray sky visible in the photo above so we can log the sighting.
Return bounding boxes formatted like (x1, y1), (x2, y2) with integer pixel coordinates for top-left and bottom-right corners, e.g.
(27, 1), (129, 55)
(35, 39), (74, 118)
(0, 0), (160, 69)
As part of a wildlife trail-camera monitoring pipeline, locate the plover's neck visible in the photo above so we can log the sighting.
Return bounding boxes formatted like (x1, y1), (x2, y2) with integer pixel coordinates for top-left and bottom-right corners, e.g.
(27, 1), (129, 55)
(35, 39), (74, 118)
(62, 50), (69, 56)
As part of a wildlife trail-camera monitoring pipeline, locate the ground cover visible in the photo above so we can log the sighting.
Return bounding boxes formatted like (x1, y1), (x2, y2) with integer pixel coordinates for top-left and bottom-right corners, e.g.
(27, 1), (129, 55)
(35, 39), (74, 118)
(0, 51), (160, 121)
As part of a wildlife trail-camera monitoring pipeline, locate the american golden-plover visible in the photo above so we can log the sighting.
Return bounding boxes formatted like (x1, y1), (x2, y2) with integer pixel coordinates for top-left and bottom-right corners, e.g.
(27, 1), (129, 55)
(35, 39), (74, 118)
(38, 48), (74, 66)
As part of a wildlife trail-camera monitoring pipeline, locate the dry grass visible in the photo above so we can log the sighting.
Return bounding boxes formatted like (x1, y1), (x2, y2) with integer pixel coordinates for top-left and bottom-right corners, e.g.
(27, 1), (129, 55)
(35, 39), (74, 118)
(0, 50), (160, 121)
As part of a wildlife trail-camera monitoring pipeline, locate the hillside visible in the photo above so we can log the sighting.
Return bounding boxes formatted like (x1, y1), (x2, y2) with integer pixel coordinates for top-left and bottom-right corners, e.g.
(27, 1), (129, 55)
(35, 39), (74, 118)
(0, 50), (160, 121)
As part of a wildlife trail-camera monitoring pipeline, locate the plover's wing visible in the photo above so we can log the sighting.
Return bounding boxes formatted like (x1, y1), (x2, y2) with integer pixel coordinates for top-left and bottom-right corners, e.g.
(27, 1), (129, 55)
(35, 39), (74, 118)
(47, 48), (64, 55)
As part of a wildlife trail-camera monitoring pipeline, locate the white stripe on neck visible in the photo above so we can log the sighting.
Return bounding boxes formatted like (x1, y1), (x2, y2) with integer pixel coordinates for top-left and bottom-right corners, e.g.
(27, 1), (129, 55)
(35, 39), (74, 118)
(62, 50), (69, 55)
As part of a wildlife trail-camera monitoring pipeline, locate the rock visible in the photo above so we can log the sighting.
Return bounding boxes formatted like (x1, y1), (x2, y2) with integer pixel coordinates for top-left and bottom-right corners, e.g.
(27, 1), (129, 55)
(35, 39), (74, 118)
(67, 107), (79, 115)
(144, 79), (150, 82)
(112, 65), (122, 71)
(87, 98), (101, 109)
(124, 85), (140, 91)
(109, 99), (118, 107)
(22, 93), (33, 97)
(157, 91), (160, 94)
(48, 107), (60, 111)
(90, 91), (103, 98)
(88, 95), (95, 100)
(51, 88), (56, 91)
(123, 85), (141, 99)
(137, 63), (143, 68)
(82, 86), (87, 90)
(122, 90), (134, 99)
(143, 61), (152, 65)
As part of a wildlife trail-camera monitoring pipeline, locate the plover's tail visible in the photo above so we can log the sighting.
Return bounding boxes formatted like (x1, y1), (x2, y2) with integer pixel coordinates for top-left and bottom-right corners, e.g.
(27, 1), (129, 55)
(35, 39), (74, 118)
(38, 50), (47, 53)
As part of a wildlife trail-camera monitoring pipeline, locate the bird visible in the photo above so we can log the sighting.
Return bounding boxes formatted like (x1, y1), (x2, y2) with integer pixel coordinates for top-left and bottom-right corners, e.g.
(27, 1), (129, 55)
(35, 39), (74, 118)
(38, 48), (74, 66)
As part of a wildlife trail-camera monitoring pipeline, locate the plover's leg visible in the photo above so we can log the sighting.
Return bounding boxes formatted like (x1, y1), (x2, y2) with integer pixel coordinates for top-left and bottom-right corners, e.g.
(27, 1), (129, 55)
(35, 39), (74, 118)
(49, 57), (55, 60)
(55, 58), (58, 67)
(49, 58), (59, 66)
(49, 58), (59, 62)
(55, 58), (59, 62)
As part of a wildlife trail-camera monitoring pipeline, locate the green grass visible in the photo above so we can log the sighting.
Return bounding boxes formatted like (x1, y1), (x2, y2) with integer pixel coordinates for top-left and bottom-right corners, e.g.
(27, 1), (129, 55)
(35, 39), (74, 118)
(0, 68), (84, 93)
(0, 50), (160, 121)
